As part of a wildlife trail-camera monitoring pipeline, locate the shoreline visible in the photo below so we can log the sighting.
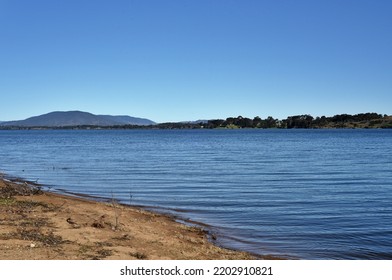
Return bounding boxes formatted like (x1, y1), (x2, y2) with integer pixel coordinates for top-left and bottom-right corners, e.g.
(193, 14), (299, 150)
(0, 175), (272, 260)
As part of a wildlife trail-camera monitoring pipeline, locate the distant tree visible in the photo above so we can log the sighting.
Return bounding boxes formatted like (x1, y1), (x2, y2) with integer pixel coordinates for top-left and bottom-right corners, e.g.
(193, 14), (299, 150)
(223, 117), (236, 126)
(313, 116), (328, 128)
(266, 116), (277, 128)
(206, 119), (224, 128)
(286, 115), (314, 128)
(253, 116), (262, 128)
(279, 119), (288, 128)
(235, 117), (253, 128)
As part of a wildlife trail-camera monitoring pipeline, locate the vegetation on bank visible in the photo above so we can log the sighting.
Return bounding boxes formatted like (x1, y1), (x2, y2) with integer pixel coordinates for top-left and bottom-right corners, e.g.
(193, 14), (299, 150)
(207, 113), (392, 129)
(1, 113), (391, 130)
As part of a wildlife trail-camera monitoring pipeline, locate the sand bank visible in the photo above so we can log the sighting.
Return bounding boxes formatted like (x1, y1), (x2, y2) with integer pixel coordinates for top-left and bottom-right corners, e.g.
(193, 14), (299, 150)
(0, 177), (257, 260)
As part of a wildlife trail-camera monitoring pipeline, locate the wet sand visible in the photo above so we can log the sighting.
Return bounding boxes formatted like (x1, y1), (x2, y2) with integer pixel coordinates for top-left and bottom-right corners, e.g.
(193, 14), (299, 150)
(0, 177), (257, 260)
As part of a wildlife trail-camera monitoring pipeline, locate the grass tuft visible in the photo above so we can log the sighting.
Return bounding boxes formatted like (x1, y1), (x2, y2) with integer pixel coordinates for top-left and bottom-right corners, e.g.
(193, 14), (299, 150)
(129, 252), (147, 260)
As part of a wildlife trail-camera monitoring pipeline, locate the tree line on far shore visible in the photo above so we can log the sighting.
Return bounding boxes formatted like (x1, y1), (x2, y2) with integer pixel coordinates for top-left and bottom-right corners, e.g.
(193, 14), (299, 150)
(202, 113), (392, 129)
(148, 112), (391, 129)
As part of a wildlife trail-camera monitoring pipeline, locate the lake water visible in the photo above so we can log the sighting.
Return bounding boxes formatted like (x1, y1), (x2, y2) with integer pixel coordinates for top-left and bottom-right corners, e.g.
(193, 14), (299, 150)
(1, 129), (391, 259)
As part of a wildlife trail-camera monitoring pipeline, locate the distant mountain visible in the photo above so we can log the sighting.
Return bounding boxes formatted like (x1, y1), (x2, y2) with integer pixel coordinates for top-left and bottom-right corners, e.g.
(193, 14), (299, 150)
(0, 111), (155, 127)
(98, 115), (155, 126)
(180, 120), (209, 124)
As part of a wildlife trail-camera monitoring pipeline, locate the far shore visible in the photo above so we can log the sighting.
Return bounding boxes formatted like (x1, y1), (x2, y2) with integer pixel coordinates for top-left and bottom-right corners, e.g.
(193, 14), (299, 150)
(0, 175), (277, 260)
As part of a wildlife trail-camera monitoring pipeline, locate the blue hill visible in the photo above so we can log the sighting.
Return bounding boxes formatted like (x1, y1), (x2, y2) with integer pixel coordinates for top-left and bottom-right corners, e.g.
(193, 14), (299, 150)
(0, 111), (156, 127)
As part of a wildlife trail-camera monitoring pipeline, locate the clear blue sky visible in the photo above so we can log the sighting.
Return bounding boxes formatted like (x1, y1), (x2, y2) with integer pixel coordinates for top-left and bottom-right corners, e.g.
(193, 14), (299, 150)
(1, 0), (391, 123)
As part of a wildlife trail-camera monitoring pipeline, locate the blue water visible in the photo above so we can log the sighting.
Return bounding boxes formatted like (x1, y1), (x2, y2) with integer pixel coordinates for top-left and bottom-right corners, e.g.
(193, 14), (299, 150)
(1, 129), (392, 259)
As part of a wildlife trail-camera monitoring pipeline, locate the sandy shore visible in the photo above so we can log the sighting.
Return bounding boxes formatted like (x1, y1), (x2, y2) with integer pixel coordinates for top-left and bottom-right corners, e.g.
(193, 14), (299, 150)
(0, 176), (258, 260)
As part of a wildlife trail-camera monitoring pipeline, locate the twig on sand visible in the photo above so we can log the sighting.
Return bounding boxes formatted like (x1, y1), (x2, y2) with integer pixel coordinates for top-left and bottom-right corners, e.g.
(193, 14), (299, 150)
(111, 191), (121, 230)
